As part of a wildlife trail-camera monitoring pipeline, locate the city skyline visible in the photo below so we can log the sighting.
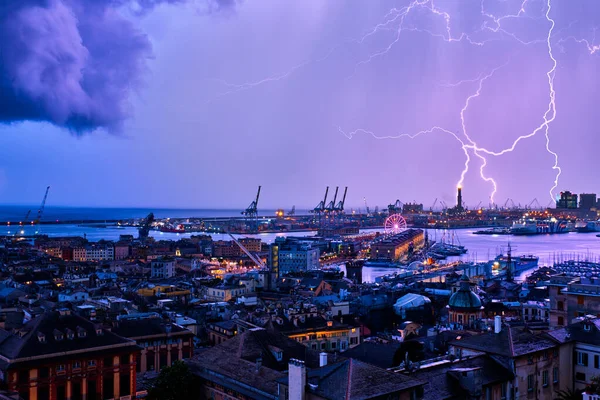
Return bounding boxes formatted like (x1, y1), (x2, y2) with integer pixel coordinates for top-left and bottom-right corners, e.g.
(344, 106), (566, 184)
(1, 0), (600, 209)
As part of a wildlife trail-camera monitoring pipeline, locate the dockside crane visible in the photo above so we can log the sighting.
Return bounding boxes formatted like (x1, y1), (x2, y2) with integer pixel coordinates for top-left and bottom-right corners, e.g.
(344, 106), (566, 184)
(430, 198), (438, 212)
(33, 186), (50, 233)
(388, 199), (403, 215)
(528, 198), (542, 210)
(287, 206), (296, 216)
(363, 197), (370, 215)
(312, 187), (328, 213)
(22, 210), (31, 226)
(138, 213), (155, 242)
(325, 186), (339, 213)
(241, 186), (261, 232)
(334, 187), (348, 213)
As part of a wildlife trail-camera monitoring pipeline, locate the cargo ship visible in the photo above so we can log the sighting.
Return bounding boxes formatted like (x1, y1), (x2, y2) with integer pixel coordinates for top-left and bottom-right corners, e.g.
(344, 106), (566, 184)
(160, 224), (186, 233)
(491, 253), (539, 274)
(510, 218), (573, 235)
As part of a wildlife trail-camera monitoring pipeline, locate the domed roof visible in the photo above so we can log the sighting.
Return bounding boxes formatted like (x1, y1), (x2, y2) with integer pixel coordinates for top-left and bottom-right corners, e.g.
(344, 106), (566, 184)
(449, 275), (482, 310)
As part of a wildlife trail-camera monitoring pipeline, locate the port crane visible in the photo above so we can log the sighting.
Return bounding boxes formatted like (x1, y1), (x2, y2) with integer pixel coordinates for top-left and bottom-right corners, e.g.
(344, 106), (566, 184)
(241, 186), (261, 232)
(430, 198), (438, 212)
(325, 187), (339, 213)
(287, 206), (296, 216)
(138, 213), (155, 242)
(388, 199), (403, 215)
(334, 187), (348, 213)
(363, 197), (371, 216)
(22, 210), (31, 226)
(311, 187), (329, 214)
(528, 198), (542, 210)
(227, 233), (266, 269)
(33, 186), (50, 233)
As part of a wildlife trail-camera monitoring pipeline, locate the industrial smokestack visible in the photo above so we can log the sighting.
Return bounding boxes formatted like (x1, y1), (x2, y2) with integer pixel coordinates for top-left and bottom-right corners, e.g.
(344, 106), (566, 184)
(319, 352), (327, 367)
(494, 316), (502, 334)
(457, 186), (463, 211)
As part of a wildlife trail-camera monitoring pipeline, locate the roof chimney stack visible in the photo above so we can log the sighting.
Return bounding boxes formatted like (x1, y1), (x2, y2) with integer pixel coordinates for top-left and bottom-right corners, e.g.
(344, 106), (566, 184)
(494, 316), (502, 334)
(319, 352), (327, 367)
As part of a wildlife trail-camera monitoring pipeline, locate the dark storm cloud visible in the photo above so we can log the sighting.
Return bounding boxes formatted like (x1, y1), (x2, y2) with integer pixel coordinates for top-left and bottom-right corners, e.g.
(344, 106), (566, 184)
(0, 0), (235, 133)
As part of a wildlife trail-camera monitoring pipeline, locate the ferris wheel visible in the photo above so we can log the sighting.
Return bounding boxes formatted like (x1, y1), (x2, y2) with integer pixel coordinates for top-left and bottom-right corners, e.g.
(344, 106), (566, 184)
(384, 213), (407, 235)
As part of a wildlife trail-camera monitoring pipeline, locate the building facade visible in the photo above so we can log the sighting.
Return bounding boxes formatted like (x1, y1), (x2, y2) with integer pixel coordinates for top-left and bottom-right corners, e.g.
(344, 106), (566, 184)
(151, 257), (175, 279)
(370, 229), (425, 261)
(0, 310), (140, 400)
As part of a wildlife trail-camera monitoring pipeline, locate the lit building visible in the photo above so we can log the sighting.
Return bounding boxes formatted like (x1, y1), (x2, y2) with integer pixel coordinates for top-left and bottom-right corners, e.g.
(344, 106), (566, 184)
(450, 322), (565, 400)
(0, 310), (140, 400)
(238, 237), (262, 252)
(205, 284), (248, 302)
(151, 257), (175, 279)
(113, 242), (130, 260)
(85, 243), (114, 262)
(556, 191), (578, 209)
(547, 275), (600, 327)
(110, 317), (195, 373)
(370, 229), (424, 261)
(270, 237), (320, 274)
(447, 274), (483, 327)
(72, 247), (87, 262)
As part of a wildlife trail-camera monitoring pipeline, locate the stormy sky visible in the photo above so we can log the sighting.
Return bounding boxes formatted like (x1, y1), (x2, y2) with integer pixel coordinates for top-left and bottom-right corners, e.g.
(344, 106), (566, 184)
(0, 0), (599, 210)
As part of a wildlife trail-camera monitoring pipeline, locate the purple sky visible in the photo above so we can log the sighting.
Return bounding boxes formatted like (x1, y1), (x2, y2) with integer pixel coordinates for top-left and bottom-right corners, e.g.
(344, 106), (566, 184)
(1, 0), (599, 210)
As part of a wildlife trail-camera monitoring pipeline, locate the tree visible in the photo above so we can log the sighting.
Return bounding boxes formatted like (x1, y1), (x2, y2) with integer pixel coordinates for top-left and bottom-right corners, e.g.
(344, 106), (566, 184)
(148, 361), (203, 400)
(554, 388), (583, 400)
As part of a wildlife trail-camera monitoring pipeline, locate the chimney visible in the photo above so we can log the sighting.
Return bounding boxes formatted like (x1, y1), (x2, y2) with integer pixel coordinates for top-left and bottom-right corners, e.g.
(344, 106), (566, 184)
(288, 359), (306, 400)
(319, 352), (327, 367)
(494, 316), (502, 334)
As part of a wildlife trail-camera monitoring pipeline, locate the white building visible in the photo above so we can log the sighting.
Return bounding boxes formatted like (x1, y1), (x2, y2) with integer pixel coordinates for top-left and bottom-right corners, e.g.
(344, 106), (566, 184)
(151, 258), (176, 279)
(85, 243), (114, 261)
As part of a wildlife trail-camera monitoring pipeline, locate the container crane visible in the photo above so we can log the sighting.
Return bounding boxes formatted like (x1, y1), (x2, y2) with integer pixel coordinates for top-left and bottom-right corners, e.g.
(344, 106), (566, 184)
(241, 186), (261, 232)
(388, 199), (403, 215)
(334, 187), (348, 213)
(430, 198), (438, 212)
(311, 187), (329, 214)
(33, 186), (50, 233)
(363, 197), (370, 215)
(228, 233), (266, 269)
(138, 213), (155, 242)
(325, 187), (339, 213)
(287, 206), (296, 216)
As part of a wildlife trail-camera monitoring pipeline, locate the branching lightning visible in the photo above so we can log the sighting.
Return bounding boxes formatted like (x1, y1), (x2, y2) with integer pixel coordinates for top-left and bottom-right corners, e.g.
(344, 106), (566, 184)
(210, 0), (595, 204)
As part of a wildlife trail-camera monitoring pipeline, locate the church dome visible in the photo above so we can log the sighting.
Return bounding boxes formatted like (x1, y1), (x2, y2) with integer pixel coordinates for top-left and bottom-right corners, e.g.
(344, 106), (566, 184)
(449, 275), (482, 311)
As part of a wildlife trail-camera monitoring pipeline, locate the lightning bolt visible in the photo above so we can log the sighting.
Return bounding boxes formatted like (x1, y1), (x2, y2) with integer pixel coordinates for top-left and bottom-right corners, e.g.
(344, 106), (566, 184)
(341, 0), (561, 204)
(211, 0), (572, 204)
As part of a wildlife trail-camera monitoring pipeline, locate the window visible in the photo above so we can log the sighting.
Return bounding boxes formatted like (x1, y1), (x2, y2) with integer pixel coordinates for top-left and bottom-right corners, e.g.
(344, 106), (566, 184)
(542, 370), (549, 387)
(527, 374), (534, 392)
(585, 324), (592, 332)
(596, 355), (600, 369)
(39, 367), (49, 379)
(331, 342), (337, 349)
(577, 295), (586, 305)
(557, 301), (564, 310)
(558, 316), (564, 326)
(553, 348), (559, 357)
(73, 361), (81, 370)
(501, 383), (507, 400)
(57, 365), (65, 373)
(553, 367), (559, 384)
(18, 370), (29, 384)
(577, 351), (589, 366)
(576, 372), (586, 382)
(88, 360), (96, 367)
(104, 357), (113, 367)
